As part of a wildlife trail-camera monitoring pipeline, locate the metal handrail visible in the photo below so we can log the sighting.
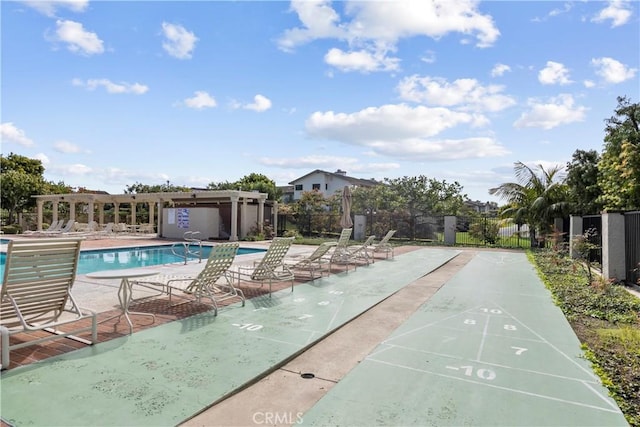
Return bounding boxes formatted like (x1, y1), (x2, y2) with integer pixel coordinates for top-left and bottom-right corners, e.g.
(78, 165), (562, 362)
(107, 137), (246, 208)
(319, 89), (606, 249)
(170, 231), (203, 264)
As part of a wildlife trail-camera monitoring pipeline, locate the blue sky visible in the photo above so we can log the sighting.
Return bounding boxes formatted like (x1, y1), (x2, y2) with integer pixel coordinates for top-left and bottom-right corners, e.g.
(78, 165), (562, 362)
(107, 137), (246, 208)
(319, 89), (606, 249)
(1, 0), (638, 202)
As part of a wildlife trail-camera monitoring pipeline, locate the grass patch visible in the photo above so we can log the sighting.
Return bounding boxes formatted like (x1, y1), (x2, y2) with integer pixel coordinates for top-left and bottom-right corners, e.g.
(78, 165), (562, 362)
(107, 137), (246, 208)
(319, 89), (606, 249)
(530, 249), (640, 426)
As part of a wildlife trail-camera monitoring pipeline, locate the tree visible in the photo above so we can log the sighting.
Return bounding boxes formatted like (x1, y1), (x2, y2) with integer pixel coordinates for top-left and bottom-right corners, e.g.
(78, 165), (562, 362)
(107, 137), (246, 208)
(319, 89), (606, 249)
(208, 173), (281, 201)
(384, 176), (466, 240)
(125, 181), (190, 194)
(566, 149), (602, 215)
(598, 96), (640, 210)
(489, 162), (570, 247)
(1, 153), (47, 225)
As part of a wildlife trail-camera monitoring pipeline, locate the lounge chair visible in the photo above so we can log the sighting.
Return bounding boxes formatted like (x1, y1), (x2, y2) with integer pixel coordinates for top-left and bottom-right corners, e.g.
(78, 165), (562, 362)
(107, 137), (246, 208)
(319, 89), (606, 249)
(369, 229), (397, 259)
(130, 242), (244, 314)
(346, 235), (377, 267)
(329, 228), (354, 271)
(24, 219), (61, 235)
(0, 238), (97, 370)
(45, 219), (76, 236)
(231, 237), (295, 297)
(285, 241), (337, 280)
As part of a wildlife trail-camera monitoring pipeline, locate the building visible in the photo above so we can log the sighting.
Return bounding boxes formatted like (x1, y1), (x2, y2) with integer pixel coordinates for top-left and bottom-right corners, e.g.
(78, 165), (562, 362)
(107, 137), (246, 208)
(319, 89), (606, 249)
(287, 169), (379, 201)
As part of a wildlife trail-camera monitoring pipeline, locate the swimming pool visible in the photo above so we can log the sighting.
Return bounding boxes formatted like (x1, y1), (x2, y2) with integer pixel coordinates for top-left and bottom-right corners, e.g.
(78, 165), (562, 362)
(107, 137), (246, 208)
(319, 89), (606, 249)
(0, 244), (265, 278)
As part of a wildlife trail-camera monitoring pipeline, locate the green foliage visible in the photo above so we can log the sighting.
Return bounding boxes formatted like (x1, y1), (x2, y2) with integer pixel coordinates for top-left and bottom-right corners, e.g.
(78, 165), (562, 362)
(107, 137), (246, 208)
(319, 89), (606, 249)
(490, 162), (570, 247)
(0, 154), (47, 224)
(207, 173), (281, 201)
(530, 249), (640, 425)
(566, 149), (602, 215)
(125, 181), (191, 194)
(598, 96), (640, 210)
(571, 227), (600, 285)
(468, 219), (499, 244)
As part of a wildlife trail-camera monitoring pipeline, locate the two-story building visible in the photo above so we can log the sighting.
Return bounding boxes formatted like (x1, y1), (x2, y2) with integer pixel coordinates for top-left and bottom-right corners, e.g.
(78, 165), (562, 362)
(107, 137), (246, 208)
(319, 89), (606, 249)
(286, 169), (379, 201)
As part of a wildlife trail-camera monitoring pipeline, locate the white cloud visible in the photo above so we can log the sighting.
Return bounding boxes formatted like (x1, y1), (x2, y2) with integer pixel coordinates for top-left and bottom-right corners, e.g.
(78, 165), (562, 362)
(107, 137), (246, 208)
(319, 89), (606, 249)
(48, 163), (93, 176)
(278, 0), (500, 73)
(583, 80), (596, 88)
(324, 48), (400, 73)
(21, 0), (89, 17)
(183, 91), (217, 109)
(244, 94), (272, 112)
(52, 19), (104, 55)
(592, 0), (633, 27)
(491, 63), (511, 77)
(304, 104), (508, 161)
(591, 57), (637, 84)
(72, 78), (149, 94)
(0, 122), (34, 147)
(54, 140), (82, 153)
(161, 22), (198, 59)
(538, 61), (572, 85)
(34, 153), (50, 165)
(260, 155), (360, 168)
(396, 75), (516, 113)
(514, 94), (587, 130)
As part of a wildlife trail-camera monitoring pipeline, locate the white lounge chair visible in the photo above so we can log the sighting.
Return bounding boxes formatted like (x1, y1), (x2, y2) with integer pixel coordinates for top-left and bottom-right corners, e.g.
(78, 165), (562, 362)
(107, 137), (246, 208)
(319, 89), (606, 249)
(45, 219), (75, 236)
(231, 237), (295, 297)
(0, 238), (97, 370)
(24, 219), (61, 235)
(131, 242), (244, 314)
(285, 241), (337, 280)
(369, 229), (397, 259)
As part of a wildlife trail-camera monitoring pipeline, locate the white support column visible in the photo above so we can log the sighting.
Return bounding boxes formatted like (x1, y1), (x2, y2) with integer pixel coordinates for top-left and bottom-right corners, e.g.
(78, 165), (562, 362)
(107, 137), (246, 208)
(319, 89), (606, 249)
(131, 202), (137, 226)
(230, 196), (239, 241)
(258, 198), (265, 234)
(98, 203), (105, 225)
(569, 215), (583, 258)
(148, 202), (155, 230)
(272, 201), (278, 237)
(87, 201), (95, 224)
(602, 212), (626, 281)
(36, 200), (44, 231)
(68, 202), (76, 221)
(51, 201), (59, 225)
(113, 202), (120, 225)
(444, 216), (456, 245)
(240, 198), (248, 239)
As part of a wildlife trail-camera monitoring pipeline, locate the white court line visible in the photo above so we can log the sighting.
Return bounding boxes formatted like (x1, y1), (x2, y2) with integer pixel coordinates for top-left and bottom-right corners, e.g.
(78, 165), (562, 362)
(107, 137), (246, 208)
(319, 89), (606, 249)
(582, 380), (621, 411)
(382, 305), (484, 344)
(379, 343), (601, 384)
(325, 298), (346, 333)
(367, 357), (622, 414)
(476, 313), (490, 360)
(495, 303), (599, 381)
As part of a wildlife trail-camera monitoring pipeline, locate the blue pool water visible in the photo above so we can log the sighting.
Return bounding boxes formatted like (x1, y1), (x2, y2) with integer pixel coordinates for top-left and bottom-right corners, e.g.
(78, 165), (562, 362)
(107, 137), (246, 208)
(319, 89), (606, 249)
(0, 244), (265, 278)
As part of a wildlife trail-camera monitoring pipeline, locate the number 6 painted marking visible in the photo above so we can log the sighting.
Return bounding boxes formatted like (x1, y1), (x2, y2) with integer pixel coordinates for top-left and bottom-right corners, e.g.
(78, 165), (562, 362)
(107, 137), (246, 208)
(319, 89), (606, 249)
(504, 324), (517, 331)
(464, 319), (476, 325)
(511, 346), (528, 355)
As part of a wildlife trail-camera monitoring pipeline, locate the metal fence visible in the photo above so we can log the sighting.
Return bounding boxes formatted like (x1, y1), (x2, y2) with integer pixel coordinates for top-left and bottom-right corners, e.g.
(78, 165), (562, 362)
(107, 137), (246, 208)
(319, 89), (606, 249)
(625, 211), (640, 284)
(455, 216), (530, 248)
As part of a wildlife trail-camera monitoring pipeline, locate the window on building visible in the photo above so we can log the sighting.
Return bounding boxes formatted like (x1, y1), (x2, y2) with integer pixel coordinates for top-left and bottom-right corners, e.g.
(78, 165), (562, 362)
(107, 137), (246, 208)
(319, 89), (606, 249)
(312, 183), (320, 190)
(325, 184), (328, 190)
(295, 184), (303, 191)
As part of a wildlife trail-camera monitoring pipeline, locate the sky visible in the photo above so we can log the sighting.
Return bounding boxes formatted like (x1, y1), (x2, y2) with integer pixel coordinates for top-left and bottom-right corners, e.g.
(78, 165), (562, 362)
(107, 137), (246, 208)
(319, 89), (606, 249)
(1, 0), (639, 203)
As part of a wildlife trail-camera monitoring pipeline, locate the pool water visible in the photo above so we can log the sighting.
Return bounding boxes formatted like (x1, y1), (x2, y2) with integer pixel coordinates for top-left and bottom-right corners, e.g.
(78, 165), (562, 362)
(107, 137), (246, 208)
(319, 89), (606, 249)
(0, 244), (265, 279)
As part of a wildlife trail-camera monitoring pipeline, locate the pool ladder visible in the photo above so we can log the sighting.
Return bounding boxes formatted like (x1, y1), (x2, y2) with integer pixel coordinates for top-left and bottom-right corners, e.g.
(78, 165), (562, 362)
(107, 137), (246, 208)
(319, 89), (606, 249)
(171, 231), (203, 264)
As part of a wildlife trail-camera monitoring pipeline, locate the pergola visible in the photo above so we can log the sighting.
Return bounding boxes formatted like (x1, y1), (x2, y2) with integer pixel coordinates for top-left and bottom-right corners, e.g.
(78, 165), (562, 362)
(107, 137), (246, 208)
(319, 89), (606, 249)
(31, 190), (276, 241)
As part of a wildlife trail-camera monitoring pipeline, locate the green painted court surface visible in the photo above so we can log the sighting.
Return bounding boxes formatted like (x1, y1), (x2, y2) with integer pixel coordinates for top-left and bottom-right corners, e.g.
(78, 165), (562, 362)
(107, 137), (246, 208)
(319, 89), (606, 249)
(0, 248), (459, 426)
(300, 251), (628, 426)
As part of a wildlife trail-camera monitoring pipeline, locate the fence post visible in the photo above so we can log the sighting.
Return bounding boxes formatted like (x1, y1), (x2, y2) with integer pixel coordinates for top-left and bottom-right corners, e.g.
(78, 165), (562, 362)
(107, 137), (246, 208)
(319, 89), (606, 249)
(444, 216), (456, 245)
(569, 215), (583, 258)
(601, 212), (626, 281)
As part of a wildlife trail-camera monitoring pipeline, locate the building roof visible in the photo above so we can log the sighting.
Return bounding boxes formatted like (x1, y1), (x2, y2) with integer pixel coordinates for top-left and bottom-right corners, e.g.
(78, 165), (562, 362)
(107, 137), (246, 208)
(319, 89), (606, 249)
(288, 169), (379, 187)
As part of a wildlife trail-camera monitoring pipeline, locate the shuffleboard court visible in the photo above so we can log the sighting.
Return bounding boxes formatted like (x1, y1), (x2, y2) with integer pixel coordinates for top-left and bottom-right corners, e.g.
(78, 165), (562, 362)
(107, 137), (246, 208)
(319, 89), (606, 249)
(0, 248), (459, 426)
(299, 251), (628, 426)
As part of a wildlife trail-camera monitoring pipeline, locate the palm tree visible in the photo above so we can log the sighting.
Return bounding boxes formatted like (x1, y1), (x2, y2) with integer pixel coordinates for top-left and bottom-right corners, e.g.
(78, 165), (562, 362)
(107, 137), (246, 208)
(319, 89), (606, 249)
(490, 162), (570, 247)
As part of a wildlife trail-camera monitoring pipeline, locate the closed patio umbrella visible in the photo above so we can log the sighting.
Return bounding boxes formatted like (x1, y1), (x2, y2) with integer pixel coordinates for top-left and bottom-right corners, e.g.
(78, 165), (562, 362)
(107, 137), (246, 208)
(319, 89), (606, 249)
(340, 186), (353, 229)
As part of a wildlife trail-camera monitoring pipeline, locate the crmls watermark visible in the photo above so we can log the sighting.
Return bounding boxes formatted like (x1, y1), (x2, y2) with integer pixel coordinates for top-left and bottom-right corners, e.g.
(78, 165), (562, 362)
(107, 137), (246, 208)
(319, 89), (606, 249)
(252, 411), (304, 425)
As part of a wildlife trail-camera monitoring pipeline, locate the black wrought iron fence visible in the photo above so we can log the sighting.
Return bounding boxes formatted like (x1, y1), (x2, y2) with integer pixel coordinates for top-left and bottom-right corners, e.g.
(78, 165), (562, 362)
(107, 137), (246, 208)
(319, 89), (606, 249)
(455, 216), (529, 248)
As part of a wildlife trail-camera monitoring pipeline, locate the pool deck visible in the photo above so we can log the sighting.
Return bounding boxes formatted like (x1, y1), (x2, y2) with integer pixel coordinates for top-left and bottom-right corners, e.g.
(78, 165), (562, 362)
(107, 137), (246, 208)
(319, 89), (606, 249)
(0, 235), (628, 426)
